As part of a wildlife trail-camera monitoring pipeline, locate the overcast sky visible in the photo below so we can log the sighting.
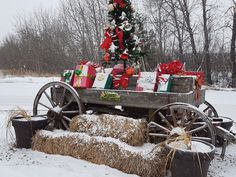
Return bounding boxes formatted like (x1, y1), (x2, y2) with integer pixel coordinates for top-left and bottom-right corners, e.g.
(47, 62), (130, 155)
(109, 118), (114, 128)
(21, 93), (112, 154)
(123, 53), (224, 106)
(0, 0), (59, 40)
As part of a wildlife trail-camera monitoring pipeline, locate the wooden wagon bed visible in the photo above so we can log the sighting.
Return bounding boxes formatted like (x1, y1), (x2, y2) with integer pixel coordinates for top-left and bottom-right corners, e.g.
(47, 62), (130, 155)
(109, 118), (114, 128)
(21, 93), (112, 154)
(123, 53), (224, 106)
(77, 89), (205, 109)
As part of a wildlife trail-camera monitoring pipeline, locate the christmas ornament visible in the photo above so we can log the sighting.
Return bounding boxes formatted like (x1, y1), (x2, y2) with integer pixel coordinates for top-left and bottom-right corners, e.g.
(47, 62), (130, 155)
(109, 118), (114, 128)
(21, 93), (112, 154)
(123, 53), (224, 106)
(104, 52), (110, 63)
(124, 23), (132, 31)
(125, 67), (134, 76)
(120, 49), (129, 60)
(120, 12), (127, 20)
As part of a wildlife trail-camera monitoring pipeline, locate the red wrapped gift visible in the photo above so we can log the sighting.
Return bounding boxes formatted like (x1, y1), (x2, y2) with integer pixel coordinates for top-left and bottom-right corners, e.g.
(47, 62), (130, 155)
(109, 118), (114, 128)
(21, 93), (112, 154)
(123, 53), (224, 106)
(73, 65), (96, 88)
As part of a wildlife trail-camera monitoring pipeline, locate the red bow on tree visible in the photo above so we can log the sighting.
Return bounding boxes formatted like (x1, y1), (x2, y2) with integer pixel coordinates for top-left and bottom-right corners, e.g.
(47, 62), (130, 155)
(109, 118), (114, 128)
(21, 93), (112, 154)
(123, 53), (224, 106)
(114, 0), (126, 8)
(116, 26), (125, 49)
(100, 31), (112, 52)
(113, 73), (129, 89)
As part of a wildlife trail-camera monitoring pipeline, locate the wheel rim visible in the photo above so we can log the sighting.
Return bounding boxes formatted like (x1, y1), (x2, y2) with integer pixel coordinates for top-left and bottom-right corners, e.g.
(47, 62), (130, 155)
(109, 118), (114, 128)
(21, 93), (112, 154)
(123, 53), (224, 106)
(148, 102), (216, 145)
(33, 81), (83, 130)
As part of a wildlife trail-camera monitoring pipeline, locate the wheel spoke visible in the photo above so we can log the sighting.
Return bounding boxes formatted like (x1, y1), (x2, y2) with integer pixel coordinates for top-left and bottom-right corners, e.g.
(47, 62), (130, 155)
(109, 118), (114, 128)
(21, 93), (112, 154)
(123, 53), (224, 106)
(43, 91), (56, 107)
(61, 98), (74, 111)
(203, 106), (210, 113)
(62, 110), (80, 114)
(158, 112), (173, 129)
(61, 119), (69, 130)
(149, 133), (168, 137)
(148, 121), (171, 132)
(185, 115), (198, 131)
(188, 123), (207, 134)
(38, 102), (52, 110)
(62, 115), (72, 122)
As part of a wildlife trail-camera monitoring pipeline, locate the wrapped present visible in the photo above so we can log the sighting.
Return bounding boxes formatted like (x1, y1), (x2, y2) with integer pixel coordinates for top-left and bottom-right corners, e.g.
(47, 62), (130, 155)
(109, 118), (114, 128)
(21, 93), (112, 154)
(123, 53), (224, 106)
(73, 65), (96, 88)
(61, 70), (74, 85)
(157, 74), (171, 92)
(136, 72), (157, 92)
(92, 72), (113, 89)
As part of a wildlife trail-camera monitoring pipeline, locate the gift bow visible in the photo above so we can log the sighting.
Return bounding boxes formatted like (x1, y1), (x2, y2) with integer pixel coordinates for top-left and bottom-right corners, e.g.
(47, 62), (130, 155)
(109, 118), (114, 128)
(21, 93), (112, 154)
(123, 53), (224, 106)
(158, 60), (184, 75)
(63, 71), (72, 80)
(113, 73), (129, 89)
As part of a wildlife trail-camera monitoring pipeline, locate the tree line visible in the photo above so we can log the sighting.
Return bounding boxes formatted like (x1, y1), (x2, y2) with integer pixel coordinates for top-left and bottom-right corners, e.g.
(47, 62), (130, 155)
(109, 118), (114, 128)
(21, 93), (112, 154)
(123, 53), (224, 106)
(0, 0), (235, 87)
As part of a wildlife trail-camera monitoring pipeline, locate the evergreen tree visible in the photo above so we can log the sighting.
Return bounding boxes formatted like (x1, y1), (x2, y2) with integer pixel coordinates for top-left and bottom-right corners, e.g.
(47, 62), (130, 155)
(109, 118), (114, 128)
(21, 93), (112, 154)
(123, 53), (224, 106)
(100, 0), (144, 70)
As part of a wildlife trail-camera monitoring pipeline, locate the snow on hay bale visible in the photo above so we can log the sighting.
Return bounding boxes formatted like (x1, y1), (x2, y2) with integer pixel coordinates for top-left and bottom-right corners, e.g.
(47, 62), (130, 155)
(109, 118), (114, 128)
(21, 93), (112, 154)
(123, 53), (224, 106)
(32, 130), (167, 177)
(69, 114), (148, 146)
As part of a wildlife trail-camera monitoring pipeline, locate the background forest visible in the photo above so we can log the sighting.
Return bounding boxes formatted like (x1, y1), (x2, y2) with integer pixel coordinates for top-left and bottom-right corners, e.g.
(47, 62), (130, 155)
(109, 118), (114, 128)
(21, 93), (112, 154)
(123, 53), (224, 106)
(0, 0), (235, 87)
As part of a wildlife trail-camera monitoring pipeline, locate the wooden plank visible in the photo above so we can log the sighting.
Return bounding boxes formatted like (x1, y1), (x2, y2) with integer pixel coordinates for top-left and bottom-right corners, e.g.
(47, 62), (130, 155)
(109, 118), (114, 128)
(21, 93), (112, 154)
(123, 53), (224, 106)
(76, 89), (205, 109)
(170, 76), (194, 93)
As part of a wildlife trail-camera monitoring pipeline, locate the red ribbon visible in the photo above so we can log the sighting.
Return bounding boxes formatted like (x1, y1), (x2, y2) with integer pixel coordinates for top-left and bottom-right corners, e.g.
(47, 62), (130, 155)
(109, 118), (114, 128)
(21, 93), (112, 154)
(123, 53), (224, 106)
(116, 26), (125, 49)
(113, 73), (129, 89)
(158, 60), (184, 75)
(114, 0), (126, 8)
(100, 31), (112, 52)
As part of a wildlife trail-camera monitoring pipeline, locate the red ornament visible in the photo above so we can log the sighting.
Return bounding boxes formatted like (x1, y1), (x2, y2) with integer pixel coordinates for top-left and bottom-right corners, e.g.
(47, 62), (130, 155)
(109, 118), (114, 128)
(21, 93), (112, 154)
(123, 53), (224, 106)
(120, 52), (129, 60)
(125, 67), (134, 77)
(103, 53), (110, 63)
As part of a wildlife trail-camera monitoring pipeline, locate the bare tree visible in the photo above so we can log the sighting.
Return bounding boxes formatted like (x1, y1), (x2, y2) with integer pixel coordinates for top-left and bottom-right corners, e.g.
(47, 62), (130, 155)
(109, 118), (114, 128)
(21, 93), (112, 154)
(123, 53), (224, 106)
(176, 0), (197, 56)
(202, 0), (212, 84)
(231, 0), (236, 87)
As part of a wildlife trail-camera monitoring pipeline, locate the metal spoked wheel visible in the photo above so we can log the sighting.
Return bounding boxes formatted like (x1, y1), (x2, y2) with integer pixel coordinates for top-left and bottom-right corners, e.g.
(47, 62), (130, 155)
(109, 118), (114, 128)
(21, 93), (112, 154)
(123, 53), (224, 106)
(33, 81), (83, 130)
(149, 102), (216, 145)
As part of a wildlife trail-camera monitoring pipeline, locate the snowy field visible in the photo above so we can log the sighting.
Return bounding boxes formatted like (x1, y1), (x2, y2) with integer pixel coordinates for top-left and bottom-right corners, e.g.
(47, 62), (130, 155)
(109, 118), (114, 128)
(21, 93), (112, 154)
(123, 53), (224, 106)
(0, 75), (235, 177)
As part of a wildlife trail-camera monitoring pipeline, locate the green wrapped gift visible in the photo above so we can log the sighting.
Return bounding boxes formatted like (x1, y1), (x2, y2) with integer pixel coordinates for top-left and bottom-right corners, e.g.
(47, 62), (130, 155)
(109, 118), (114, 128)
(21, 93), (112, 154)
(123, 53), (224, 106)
(92, 72), (112, 89)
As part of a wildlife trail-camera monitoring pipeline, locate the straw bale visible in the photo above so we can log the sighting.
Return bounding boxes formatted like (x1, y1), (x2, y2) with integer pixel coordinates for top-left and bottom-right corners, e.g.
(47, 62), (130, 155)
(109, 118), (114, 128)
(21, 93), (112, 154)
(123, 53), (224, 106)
(32, 130), (167, 177)
(69, 114), (148, 146)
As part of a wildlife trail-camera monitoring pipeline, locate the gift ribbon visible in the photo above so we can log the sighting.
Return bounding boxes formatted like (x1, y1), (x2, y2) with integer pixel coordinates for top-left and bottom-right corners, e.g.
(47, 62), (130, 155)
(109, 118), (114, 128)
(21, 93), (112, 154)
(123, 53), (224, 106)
(113, 73), (129, 89)
(100, 31), (112, 52)
(158, 60), (184, 75)
(63, 71), (72, 80)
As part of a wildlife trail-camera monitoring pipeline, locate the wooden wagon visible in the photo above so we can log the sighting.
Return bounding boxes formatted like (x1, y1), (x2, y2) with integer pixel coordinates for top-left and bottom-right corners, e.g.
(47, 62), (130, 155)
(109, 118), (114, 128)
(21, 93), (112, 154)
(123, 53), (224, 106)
(32, 76), (235, 157)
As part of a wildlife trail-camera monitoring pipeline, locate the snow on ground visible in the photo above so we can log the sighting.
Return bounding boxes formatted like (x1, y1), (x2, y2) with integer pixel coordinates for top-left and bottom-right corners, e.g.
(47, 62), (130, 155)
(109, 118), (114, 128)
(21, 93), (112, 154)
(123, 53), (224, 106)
(0, 75), (235, 177)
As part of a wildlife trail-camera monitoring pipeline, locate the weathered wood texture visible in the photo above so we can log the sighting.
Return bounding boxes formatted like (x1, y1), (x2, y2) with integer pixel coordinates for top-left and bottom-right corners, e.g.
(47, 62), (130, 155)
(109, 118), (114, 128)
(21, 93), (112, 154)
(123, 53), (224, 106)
(76, 89), (205, 109)
(170, 76), (195, 93)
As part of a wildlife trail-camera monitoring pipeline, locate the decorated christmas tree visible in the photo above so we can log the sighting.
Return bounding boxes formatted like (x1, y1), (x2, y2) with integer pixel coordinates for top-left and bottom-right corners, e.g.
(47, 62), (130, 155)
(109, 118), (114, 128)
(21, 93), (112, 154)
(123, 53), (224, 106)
(100, 0), (144, 72)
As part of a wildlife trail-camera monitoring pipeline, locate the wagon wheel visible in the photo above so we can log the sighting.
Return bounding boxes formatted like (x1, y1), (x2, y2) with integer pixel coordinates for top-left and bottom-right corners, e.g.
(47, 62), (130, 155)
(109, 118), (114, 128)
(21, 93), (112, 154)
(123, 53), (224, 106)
(201, 100), (219, 118)
(33, 81), (83, 130)
(149, 102), (216, 145)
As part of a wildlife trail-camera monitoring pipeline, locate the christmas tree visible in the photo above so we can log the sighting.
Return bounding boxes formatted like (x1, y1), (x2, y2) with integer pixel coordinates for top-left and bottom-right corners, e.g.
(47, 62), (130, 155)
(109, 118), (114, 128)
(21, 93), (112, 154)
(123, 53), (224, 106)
(100, 0), (144, 72)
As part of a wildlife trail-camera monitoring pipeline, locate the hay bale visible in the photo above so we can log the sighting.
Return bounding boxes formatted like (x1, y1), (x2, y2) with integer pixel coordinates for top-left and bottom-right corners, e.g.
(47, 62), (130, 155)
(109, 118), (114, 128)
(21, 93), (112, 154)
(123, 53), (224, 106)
(32, 130), (167, 177)
(69, 114), (148, 146)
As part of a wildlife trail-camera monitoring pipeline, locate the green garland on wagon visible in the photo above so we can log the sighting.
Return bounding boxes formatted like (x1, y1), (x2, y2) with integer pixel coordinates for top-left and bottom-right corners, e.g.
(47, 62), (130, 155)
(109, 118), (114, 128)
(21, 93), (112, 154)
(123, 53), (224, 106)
(100, 0), (145, 70)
